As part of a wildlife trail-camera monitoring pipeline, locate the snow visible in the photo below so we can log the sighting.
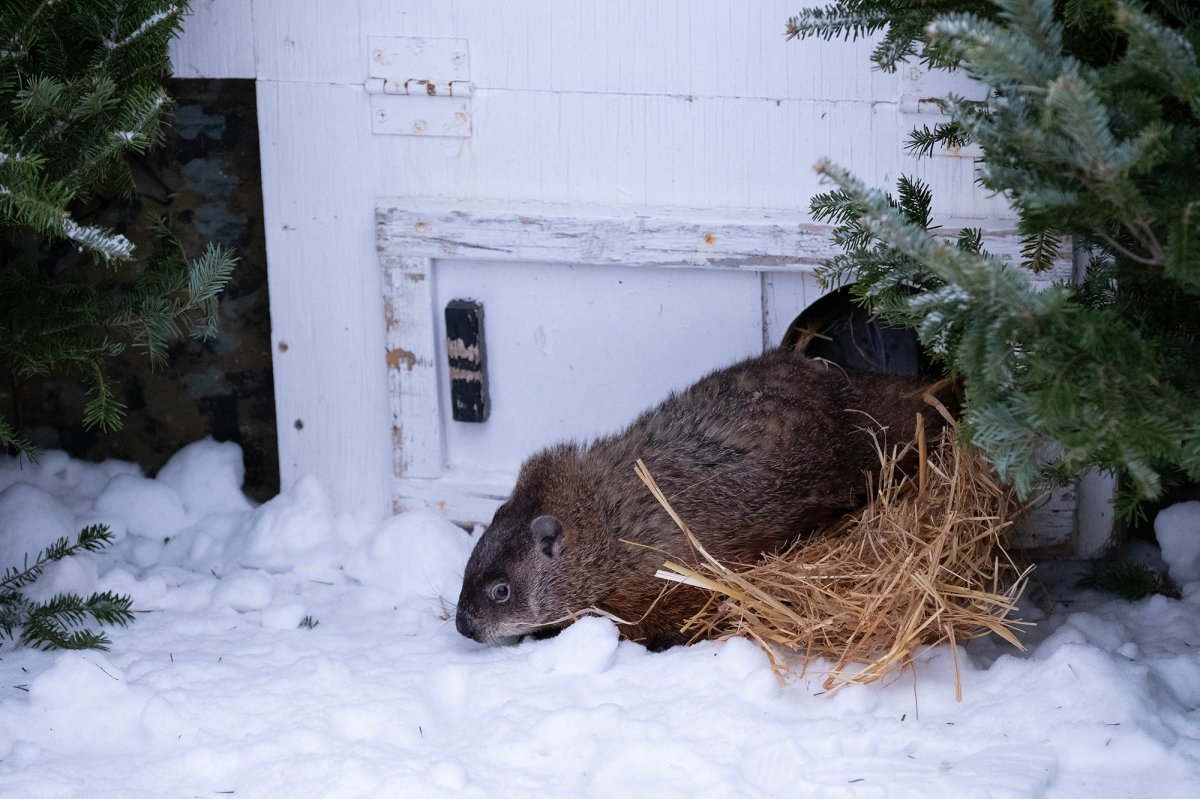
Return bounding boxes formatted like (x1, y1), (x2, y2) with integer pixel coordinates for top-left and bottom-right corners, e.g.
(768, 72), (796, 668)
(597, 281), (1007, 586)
(2, 441), (1199, 798)
(1156, 500), (1200, 584)
(60, 218), (135, 260)
(105, 10), (179, 51)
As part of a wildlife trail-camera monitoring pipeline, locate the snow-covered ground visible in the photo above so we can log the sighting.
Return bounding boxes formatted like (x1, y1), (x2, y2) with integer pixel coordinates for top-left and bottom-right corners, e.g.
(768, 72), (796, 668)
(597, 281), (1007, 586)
(1, 440), (1198, 798)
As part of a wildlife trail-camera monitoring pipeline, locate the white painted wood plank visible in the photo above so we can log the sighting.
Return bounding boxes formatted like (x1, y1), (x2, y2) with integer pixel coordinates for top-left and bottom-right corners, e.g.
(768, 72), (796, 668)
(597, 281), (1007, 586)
(170, 0), (256, 78)
(381, 257), (445, 481)
(357, 0), (897, 102)
(376, 201), (839, 269)
(763, 271), (822, 348)
(367, 37), (470, 82)
(1012, 485), (1078, 554)
(430, 260), (764, 475)
(376, 200), (1062, 274)
(258, 81), (394, 517)
(394, 473), (512, 523)
(251, 0), (364, 84)
(372, 89), (977, 219)
(1074, 469), (1120, 557)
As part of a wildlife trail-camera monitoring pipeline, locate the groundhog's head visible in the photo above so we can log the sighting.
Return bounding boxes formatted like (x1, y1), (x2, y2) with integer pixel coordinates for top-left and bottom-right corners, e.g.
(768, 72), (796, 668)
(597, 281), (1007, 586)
(455, 512), (568, 645)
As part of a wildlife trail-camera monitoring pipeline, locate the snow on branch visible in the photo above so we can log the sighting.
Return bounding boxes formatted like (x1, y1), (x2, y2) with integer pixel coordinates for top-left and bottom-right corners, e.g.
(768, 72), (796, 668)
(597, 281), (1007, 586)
(104, 5), (185, 51)
(62, 218), (134, 261)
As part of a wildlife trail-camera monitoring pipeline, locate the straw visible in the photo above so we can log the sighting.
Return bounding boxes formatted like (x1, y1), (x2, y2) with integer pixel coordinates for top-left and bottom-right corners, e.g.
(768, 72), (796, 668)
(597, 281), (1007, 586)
(637, 415), (1032, 696)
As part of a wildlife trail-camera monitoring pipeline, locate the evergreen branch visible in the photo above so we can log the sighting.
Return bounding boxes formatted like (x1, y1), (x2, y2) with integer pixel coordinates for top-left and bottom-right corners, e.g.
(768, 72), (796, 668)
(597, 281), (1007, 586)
(0, 553), (51, 594)
(22, 620), (114, 651)
(796, 0), (1200, 517)
(957, 227), (983, 254)
(1020, 230), (1064, 272)
(906, 120), (970, 158)
(1165, 202), (1200, 287)
(21, 591), (134, 651)
(870, 27), (921, 72)
(0, 525), (115, 594)
(1116, 2), (1200, 116)
(810, 186), (862, 227)
(896, 174), (934, 230)
(62, 218), (135, 262)
(0, 413), (36, 457)
(105, 7), (186, 52)
(1074, 251), (1118, 308)
(815, 158), (1035, 311)
(62, 86), (170, 202)
(0, 593), (34, 642)
(188, 243), (238, 306)
(786, 6), (891, 43)
(812, 158), (1192, 502)
(928, 3), (1066, 88)
(81, 363), (126, 431)
(0, 524), (130, 651)
(82, 591), (136, 627)
(1077, 560), (1180, 600)
(1044, 66), (1121, 181)
(2, 333), (126, 377)
(1092, 227), (1163, 266)
(0, 178), (74, 238)
(786, 1), (998, 71)
(0, 1), (231, 494)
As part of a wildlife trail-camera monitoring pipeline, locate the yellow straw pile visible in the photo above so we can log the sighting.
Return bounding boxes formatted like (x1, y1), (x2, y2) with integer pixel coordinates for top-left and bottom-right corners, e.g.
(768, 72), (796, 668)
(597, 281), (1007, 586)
(637, 416), (1032, 697)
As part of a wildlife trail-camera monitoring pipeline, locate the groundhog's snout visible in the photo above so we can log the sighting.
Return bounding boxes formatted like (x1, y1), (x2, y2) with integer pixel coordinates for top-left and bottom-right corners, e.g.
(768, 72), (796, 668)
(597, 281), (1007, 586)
(455, 605), (481, 641)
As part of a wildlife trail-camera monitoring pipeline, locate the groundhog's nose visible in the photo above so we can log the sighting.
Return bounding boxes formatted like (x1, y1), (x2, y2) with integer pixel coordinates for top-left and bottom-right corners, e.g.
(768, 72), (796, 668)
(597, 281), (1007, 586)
(455, 607), (480, 641)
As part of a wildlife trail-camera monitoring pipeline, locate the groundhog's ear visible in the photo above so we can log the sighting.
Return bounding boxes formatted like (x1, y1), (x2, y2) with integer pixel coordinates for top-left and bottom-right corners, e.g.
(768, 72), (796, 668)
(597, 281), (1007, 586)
(531, 515), (563, 558)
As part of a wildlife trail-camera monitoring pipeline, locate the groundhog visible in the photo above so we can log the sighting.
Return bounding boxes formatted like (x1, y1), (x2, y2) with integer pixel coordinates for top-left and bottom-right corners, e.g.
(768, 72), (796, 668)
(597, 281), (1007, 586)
(455, 348), (947, 650)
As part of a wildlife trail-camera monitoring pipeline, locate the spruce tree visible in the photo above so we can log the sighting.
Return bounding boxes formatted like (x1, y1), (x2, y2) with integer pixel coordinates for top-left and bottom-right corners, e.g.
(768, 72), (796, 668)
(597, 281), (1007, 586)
(792, 0), (1200, 520)
(1, 1), (237, 648)
(1, 0), (236, 454)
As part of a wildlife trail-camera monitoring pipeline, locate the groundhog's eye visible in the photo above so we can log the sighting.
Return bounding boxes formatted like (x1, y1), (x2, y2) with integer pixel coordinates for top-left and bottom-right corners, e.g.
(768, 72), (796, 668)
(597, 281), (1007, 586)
(488, 582), (511, 604)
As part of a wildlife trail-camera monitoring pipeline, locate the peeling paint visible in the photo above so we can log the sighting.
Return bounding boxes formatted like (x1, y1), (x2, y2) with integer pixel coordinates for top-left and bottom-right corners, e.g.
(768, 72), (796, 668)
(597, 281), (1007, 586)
(386, 347), (419, 371)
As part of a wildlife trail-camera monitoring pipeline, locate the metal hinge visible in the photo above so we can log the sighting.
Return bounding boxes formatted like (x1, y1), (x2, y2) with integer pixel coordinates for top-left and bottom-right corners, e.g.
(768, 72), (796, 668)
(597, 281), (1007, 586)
(367, 37), (472, 137)
(364, 78), (473, 98)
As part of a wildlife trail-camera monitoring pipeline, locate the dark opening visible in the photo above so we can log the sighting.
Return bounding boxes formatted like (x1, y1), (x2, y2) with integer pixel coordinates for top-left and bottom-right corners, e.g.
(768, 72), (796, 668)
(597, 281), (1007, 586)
(782, 286), (931, 378)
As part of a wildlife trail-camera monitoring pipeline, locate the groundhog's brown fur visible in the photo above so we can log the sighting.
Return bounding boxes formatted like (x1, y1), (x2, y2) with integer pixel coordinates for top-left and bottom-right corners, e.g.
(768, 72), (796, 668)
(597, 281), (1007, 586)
(455, 348), (948, 650)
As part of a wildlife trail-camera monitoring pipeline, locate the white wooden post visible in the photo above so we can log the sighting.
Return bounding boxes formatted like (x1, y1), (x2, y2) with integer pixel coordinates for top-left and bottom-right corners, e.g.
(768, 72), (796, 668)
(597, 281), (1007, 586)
(381, 256), (445, 485)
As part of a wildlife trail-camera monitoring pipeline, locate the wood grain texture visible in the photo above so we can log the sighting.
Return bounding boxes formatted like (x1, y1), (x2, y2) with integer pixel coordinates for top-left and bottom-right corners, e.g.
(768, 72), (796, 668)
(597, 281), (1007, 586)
(377, 201), (838, 269)
(382, 257), (445, 481)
